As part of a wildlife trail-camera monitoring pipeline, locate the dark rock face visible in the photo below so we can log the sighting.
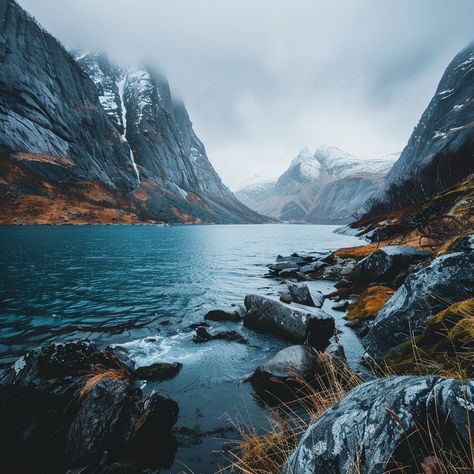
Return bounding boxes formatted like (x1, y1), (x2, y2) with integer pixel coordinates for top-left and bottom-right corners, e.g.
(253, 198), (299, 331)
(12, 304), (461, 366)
(134, 362), (183, 381)
(243, 295), (335, 349)
(363, 249), (474, 358)
(203, 309), (241, 322)
(284, 376), (474, 474)
(0, 1), (138, 191)
(377, 42), (474, 212)
(351, 245), (432, 285)
(0, 1), (265, 225)
(192, 326), (247, 344)
(0, 341), (178, 472)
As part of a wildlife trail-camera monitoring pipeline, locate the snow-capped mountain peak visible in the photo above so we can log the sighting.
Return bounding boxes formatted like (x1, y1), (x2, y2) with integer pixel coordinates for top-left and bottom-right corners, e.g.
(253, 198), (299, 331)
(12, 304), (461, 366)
(287, 148), (322, 181)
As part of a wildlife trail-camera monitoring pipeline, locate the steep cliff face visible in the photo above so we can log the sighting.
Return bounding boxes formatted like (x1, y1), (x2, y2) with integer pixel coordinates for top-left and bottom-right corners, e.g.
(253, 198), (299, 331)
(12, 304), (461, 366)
(370, 42), (474, 215)
(0, 0), (138, 191)
(0, 1), (264, 224)
(237, 147), (397, 224)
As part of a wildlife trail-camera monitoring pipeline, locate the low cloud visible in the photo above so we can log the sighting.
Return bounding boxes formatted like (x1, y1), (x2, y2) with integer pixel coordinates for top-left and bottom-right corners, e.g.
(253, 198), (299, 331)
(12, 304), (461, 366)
(19, 0), (474, 189)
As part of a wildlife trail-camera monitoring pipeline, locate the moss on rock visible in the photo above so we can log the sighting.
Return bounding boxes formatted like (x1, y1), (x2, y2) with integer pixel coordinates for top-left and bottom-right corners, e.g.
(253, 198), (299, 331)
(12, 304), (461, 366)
(346, 286), (395, 322)
(382, 298), (474, 379)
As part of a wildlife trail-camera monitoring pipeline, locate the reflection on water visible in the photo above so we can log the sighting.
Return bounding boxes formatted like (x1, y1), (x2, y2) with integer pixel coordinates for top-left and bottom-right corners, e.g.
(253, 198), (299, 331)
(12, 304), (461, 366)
(0, 224), (363, 472)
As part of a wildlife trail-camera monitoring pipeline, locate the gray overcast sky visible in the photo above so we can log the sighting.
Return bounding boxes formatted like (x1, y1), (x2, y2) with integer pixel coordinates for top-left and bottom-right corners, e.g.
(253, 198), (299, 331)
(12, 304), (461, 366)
(19, 0), (474, 189)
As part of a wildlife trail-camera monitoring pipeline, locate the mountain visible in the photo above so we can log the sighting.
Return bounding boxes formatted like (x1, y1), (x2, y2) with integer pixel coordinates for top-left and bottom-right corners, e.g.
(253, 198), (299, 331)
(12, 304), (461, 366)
(365, 42), (474, 217)
(0, 0), (265, 224)
(236, 146), (398, 223)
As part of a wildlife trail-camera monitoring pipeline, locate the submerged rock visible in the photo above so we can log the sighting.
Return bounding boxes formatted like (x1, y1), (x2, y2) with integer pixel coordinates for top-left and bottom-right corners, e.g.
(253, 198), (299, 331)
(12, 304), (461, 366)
(284, 376), (474, 474)
(351, 245), (432, 285)
(203, 309), (242, 322)
(134, 362), (183, 381)
(192, 326), (247, 344)
(0, 341), (178, 472)
(244, 295), (335, 349)
(363, 249), (474, 358)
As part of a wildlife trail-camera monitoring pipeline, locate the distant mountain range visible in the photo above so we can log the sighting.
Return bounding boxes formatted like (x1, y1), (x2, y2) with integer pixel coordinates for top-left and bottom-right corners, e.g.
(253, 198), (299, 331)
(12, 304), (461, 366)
(0, 0), (266, 224)
(236, 146), (399, 224)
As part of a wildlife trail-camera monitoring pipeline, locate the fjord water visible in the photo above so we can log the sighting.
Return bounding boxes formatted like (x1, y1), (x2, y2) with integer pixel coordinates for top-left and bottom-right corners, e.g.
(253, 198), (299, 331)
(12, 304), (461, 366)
(0, 224), (363, 472)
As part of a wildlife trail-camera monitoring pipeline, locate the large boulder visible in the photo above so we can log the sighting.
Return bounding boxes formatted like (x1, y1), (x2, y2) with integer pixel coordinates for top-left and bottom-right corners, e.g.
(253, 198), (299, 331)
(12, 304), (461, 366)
(363, 249), (474, 358)
(0, 341), (178, 472)
(287, 282), (324, 308)
(250, 346), (351, 403)
(284, 376), (474, 474)
(351, 245), (432, 285)
(244, 295), (335, 349)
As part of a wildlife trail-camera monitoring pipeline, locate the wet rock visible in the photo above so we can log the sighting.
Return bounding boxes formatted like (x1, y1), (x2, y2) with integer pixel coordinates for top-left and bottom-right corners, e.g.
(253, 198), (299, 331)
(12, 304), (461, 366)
(334, 279), (351, 289)
(244, 295), (335, 349)
(325, 343), (346, 360)
(249, 345), (318, 402)
(0, 341), (178, 472)
(279, 291), (292, 304)
(332, 301), (350, 312)
(278, 266), (300, 278)
(192, 326), (247, 344)
(134, 362), (183, 381)
(299, 260), (328, 274)
(268, 261), (299, 274)
(320, 258), (357, 281)
(110, 346), (136, 370)
(284, 376), (474, 474)
(133, 390), (179, 439)
(203, 309), (241, 322)
(287, 282), (313, 307)
(250, 346), (353, 403)
(66, 378), (137, 465)
(345, 319), (371, 337)
(363, 249), (474, 358)
(352, 245), (432, 285)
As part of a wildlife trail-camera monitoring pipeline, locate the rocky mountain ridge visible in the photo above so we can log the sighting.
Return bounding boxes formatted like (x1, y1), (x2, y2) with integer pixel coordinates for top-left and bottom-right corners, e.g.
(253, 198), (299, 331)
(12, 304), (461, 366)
(365, 41), (474, 217)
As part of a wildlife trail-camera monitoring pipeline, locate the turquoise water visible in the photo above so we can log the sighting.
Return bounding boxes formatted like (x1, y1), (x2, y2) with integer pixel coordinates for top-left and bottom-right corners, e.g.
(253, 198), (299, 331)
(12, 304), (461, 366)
(0, 224), (363, 472)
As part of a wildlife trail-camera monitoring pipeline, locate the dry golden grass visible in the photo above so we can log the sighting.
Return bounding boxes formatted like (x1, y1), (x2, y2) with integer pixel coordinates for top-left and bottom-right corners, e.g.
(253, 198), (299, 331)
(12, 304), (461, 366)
(229, 336), (474, 474)
(77, 363), (129, 401)
(334, 242), (383, 259)
(226, 354), (363, 474)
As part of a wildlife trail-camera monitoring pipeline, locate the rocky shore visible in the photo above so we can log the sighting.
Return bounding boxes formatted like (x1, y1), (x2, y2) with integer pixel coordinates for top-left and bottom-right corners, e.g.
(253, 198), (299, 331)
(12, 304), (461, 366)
(1, 231), (473, 473)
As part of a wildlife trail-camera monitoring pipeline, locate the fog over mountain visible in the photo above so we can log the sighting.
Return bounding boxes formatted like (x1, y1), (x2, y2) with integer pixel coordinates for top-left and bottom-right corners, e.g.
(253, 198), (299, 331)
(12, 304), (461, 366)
(17, 0), (474, 189)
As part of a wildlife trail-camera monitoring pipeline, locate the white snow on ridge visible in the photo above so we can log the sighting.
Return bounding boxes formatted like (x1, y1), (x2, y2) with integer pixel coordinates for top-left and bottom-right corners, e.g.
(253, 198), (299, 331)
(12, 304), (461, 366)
(288, 147), (322, 181)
